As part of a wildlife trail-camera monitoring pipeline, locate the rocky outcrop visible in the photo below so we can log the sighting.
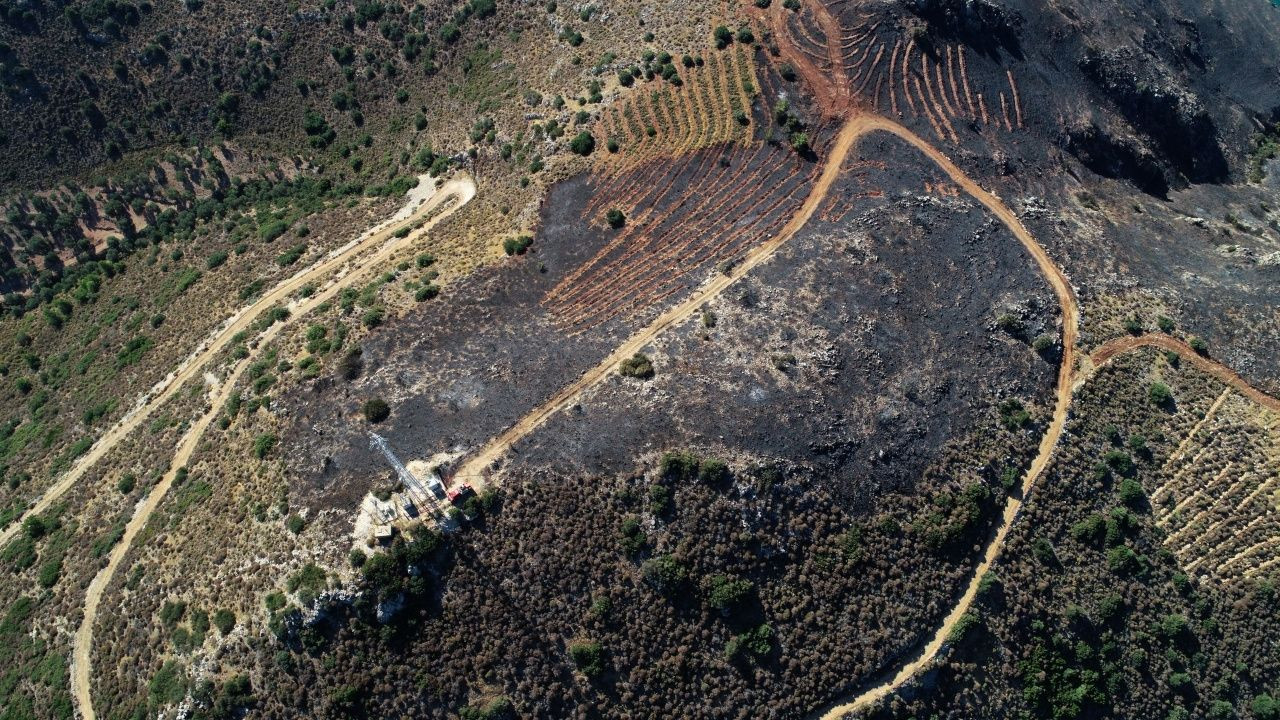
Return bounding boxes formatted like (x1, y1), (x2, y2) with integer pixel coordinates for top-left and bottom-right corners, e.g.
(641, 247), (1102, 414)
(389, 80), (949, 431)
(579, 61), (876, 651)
(1080, 47), (1229, 186)
(1063, 123), (1172, 197)
(904, 0), (1023, 56)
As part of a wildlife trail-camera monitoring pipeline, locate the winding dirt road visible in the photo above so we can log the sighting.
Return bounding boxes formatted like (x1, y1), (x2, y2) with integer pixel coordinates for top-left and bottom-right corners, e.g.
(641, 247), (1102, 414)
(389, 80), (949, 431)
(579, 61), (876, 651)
(70, 177), (475, 720)
(1087, 333), (1280, 413)
(0, 175), (459, 549)
(449, 110), (1085, 717)
(813, 118), (1079, 719)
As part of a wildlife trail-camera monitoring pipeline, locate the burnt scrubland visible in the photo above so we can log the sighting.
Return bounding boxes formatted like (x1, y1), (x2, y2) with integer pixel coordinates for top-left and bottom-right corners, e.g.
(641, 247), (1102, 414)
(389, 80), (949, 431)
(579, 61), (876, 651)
(3, 0), (1280, 719)
(276, 83), (826, 510)
(515, 132), (1058, 500)
(279, 129), (1056, 512)
(859, 352), (1280, 720)
(231, 433), (1037, 719)
(1040, 177), (1280, 398)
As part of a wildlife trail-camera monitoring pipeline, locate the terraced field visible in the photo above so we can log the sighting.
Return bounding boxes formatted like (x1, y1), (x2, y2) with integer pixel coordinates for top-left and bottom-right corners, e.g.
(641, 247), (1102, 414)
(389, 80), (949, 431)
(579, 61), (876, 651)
(1152, 391), (1280, 581)
(595, 47), (759, 173)
(754, 0), (1027, 144)
(548, 145), (816, 333)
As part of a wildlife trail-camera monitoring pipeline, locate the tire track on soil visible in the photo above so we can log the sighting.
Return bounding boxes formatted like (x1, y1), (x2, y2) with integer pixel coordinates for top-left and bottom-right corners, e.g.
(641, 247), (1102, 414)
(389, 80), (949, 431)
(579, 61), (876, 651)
(70, 177), (476, 720)
(0, 176), (455, 548)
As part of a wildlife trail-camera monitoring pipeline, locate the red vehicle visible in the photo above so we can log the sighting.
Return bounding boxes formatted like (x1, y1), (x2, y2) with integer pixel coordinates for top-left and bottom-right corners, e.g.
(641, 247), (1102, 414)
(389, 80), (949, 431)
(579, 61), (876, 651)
(446, 484), (476, 506)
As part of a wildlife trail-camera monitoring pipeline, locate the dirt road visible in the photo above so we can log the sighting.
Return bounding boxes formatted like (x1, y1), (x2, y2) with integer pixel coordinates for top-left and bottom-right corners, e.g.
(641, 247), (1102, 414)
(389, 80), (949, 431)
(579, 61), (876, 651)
(1087, 333), (1280, 412)
(70, 177), (475, 720)
(453, 114), (875, 481)
(0, 176), (453, 549)
(812, 119), (1079, 718)
(449, 112), (1083, 717)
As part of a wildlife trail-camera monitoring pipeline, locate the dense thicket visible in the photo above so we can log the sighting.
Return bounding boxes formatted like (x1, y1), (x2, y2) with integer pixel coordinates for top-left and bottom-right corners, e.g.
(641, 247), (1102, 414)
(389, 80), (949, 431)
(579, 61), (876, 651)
(231, 428), (1035, 719)
(864, 353), (1280, 720)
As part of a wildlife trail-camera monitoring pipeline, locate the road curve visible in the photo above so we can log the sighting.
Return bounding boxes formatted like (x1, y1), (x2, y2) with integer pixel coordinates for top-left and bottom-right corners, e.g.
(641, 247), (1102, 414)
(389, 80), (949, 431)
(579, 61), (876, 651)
(71, 176), (476, 720)
(0, 175), (456, 549)
(1087, 333), (1280, 413)
(447, 112), (1083, 717)
(812, 118), (1079, 719)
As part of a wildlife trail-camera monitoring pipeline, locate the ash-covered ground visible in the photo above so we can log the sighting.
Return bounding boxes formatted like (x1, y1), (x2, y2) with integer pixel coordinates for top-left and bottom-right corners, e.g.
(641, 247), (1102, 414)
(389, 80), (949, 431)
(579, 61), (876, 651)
(280, 130), (1057, 514)
(512, 132), (1057, 507)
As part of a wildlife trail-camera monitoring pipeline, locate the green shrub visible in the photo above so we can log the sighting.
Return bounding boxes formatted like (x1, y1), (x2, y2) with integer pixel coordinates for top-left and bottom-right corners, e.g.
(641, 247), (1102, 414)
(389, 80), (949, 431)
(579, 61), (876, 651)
(277, 243), (307, 266)
(569, 640), (605, 677)
(1118, 478), (1146, 508)
(713, 25), (732, 48)
(115, 335), (154, 369)
(362, 398), (390, 423)
(22, 515), (48, 540)
(36, 557), (61, 587)
(725, 624), (773, 661)
(1107, 545), (1141, 575)
(947, 611), (980, 643)
(702, 574), (753, 613)
(1071, 514), (1106, 546)
(1104, 449), (1135, 476)
(641, 554), (687, 595)
(996, 312), (1022, 335)
(618, 353), (654, 379)
(259, 220), (289, 242)
(117, 474), (136, 493)
(288, 563), (327, 595)
(840, 525), (864, 561)
(252, 433), (277, 459)
(605, 208), (625, 228)
(619, 515), (647, 555)
(265, 591), (286, 612)
(149, 661), (187, 704)
(286, 514), (305, 534)
(502, 235), (533, 255)
(2, 536), (36, 571)
(698, 458), (729, 485)
(213, 609), (236, 634)
(659, 450), (700, 481)
(998, 398), (1031, 430)
(415, 285), (441, 302)
(1251, 694), (1280, 720)
(1148, 382), (1173, 406)
(569, 131), (595, 155)
(647, 483), (672, 515)
(159, 600), (187, 628)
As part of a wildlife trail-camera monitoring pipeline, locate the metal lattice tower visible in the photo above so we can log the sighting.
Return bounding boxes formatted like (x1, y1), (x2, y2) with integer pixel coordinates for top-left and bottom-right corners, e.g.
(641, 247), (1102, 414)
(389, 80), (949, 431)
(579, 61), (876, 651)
(369, 432), (443, 502)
